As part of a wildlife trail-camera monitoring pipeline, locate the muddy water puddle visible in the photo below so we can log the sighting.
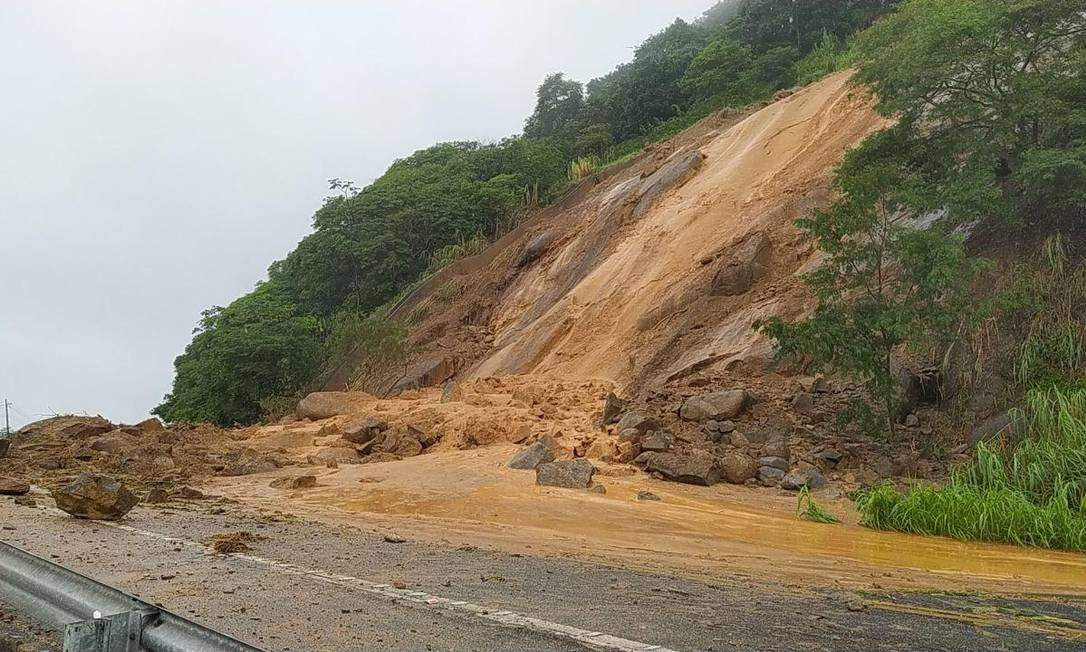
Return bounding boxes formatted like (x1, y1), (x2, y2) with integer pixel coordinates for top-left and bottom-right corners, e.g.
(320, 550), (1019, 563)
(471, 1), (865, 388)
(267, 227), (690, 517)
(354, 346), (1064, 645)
(211, 446), (1086, 596)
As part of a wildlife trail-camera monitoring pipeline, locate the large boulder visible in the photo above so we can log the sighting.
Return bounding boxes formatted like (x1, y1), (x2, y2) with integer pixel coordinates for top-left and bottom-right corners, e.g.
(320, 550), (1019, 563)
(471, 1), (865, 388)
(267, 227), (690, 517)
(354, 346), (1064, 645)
(636, 451), (720, 486)
(18, 415), (113, 440)
(51, 473), (138, 520)
(710, 233), (772, 296)
(88, 432), (137, 455)
(680, 390), (750, 422)
(296, 391), (376, 420)
(720, 452), (757, 484)
(536, 459), (595, 489)
(969, 411), (1025, 448)
(135, 417), (165, 433)
(0, 476), (30, 495)
(308, 447), (362, 466)
(509, 435), (557, 470)
(520, 231), (557, 266)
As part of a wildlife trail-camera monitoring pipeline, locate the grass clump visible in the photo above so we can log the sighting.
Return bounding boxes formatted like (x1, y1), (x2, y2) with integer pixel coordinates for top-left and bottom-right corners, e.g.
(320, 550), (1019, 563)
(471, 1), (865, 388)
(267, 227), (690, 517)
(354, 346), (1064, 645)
(856, 388), (1086, 552)
(797, 486), (841, 524)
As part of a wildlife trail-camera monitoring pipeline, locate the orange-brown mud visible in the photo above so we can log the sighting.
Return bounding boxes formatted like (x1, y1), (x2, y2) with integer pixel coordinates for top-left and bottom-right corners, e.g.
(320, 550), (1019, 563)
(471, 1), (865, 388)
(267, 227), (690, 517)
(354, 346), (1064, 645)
(211, 445), (1086, 598)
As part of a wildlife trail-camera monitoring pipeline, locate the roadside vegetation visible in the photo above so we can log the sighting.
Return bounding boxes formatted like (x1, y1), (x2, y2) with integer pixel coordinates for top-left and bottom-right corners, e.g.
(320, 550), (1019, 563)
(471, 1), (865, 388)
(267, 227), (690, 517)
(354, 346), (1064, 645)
(156, 0), (901, 426)
(761, 0), (1086, 549)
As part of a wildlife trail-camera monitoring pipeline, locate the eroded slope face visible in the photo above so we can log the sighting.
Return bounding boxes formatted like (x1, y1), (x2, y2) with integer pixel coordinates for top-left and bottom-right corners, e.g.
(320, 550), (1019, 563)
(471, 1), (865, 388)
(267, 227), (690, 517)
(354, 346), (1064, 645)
(472, 72), (888, 390)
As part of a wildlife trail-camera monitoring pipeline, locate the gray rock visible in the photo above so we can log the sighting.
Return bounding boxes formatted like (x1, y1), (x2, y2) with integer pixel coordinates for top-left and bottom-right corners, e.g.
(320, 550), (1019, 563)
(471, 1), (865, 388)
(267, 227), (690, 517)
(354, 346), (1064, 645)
(635, 451), (720, 486)
(709, 233), (771, 296)
(720, 452), (757, 484)
(640, 432), (669, 452)
(680, 390), (750, 422)
(342, 418), (387, 445)
(718, 420), (736, 434)
(536, 459), (596, 489)
(637, 491), (661, 501)
(757, 466), (786, 486)
(616, 412), (657, 436)
(52, 473), (138, 520)
(904, 413), (920, 428)
(508, 435), (557, 470)
(520, 231), (557, 266)
(600, 392), (627, 428)
(780, 468), (828, 491)
(757, 456), (789, 471)
(816, 449), (844, 466)
(617, 428), (643, 443)
(763, 438), (790, 460)
(589, 484), (607, 494)
(791, 392), (815, 415)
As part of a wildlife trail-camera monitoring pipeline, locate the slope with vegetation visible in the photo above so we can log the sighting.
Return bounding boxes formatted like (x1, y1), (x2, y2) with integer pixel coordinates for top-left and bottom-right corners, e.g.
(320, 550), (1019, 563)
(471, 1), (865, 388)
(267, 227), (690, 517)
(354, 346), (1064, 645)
(155, 0), (901, 427)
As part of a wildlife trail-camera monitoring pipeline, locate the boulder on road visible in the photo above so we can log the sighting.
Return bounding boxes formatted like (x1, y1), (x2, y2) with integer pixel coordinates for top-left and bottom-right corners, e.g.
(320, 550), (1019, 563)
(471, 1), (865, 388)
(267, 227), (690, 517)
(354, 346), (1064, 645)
(720, 452), (757, 484)
(635, 451), (720, 487)
(18, 415), (113, 440)
(680, 390), (749, 422)
(780, 468), (828, 491)
(536, 459), (596, 489)
(509, 435), (557, 470)
(0, 476), (30, 496)
(52, 473), (138, 520)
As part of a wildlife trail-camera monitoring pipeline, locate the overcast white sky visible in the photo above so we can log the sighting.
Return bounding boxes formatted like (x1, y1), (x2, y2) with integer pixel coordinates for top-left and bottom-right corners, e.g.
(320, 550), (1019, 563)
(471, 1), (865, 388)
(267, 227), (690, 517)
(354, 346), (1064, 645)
(0, 1), (712, 428)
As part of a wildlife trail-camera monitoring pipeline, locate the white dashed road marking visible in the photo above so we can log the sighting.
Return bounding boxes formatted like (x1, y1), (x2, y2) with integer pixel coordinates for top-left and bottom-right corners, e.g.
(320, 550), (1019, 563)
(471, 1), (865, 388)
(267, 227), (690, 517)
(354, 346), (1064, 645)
(106, 523), (677, 652)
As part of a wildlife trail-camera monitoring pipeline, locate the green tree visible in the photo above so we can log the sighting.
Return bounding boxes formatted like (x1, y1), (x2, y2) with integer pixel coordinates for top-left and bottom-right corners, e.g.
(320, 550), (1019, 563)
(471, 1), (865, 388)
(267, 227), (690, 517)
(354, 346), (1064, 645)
(154, 282), (321, 426)
(679, 37), (756, 102)
(761, 130), (988, 434)
(524, 73), (586, 140)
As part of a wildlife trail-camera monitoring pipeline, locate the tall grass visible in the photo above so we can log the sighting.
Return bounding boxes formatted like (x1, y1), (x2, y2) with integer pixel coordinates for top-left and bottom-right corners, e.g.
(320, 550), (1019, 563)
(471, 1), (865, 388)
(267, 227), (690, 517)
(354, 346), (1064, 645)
(856, 388), (1086, 551)
(797, 486), (841, 524)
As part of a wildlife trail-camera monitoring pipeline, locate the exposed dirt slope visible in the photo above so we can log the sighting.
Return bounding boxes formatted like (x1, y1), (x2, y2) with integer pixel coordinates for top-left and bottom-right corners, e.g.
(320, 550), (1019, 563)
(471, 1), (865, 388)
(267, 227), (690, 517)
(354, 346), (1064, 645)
(398, 72), (888, 395)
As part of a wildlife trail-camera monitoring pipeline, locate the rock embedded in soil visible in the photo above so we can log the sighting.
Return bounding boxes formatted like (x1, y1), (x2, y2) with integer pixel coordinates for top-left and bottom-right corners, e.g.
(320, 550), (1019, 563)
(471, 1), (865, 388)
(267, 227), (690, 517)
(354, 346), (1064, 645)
(780, 468), (828, 491)
(52, 473), (138, 520)
(0, 476), (30, 496)
(680, 390), (750, 422)
(720, 452), (757, 484)
(639, 432), (669, 453)
(509, 435), (557, 470)
(13, 495), (36, 507)
(757, 466), (785, 486)
(342, 418), (387, 445)
(143, 487), (170, 504)
(637, 490), (661, 501)
(270, 475), (317, 490)
(635, 451), (720, 487)
(536, 459), (595, 489)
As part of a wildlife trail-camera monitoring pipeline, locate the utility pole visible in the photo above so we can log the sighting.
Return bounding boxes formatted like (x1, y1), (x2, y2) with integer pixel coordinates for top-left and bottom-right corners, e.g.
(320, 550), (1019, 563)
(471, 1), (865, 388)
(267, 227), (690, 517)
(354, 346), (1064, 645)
(3, 399), (9, 436)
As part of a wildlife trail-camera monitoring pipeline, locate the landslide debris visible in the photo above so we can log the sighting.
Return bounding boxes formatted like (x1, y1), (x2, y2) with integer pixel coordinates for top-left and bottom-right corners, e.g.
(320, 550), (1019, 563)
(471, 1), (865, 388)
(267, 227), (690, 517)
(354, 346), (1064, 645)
(52, 473), (138, 520)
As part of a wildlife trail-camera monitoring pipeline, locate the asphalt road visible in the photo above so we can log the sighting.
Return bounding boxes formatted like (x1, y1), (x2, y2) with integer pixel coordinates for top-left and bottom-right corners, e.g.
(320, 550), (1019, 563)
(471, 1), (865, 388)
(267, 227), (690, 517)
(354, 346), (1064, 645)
(2, 494), (1085, 652)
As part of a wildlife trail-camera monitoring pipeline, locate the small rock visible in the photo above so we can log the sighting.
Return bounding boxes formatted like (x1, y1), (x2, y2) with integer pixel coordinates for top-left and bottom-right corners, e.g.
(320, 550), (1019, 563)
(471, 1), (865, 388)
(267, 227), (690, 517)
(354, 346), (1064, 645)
(680, 390), (750, 422)
(143, 487), (170, 504)
(614, 441), (641, 463)
(342, 418), (387, 445)
(720, 452), (757, 484)
(51, 473), (138, 520)
(756, 456), (789, 471)
(508, 435), (557, 470)
(0, 476), (30, 496)
(791, 393), (815, 415)
(640, 432), (669, 453)
(757, 467), (785, 486)
(636, 491), (661, 501)
(589, 484), (607, 494)
(269, 475), (317, 490)
(12, 495), (36, 507)
(176, 486), (206, 500)
(763, 438), (790, 460)
(904, 413), (920, 428)
(718, 420), (736, 434)
(816, 449), (844, 466)
(847, 600), (867, 612)
(536, 459), (596, 489)
(384, 534), (407, 544)
(780, 469), (828, 491)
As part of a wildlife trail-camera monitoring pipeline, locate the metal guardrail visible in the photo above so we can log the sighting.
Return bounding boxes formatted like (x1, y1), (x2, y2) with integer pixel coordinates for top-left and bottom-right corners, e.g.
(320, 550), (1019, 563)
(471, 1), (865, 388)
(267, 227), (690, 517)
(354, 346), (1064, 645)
(0, 541), (265, 652)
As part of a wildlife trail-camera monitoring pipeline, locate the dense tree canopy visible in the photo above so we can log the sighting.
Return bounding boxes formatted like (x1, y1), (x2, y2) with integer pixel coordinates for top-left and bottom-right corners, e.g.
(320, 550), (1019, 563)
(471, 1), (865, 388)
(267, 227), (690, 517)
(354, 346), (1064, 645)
(157, 0), (906, 426)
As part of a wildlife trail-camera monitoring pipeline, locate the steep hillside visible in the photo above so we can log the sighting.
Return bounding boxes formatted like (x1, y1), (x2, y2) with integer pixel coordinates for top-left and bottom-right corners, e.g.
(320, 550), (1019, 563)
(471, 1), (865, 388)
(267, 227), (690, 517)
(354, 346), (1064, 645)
(393, 72), (887, 394)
